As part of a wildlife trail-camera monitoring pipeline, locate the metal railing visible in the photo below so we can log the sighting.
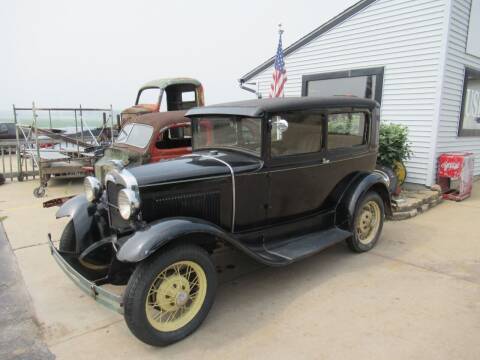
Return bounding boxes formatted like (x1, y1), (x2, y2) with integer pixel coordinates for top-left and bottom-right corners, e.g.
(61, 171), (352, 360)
(0, 140), (38, 182)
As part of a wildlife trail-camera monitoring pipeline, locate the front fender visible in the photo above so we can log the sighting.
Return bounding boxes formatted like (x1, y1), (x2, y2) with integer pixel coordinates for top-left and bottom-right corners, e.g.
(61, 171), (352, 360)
(56, 195), (95, 247)
(116, 217), (237, 263)
(336, 172), (392, 228)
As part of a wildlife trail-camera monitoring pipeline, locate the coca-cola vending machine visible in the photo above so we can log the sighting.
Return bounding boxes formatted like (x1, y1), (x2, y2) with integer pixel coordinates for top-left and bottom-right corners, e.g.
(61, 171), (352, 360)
(437, 152), (475, 201)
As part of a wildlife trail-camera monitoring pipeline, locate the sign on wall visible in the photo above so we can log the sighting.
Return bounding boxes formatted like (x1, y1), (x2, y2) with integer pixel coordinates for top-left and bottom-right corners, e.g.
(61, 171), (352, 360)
(459, 68), (480, 136)
(466, 0), (480, 58)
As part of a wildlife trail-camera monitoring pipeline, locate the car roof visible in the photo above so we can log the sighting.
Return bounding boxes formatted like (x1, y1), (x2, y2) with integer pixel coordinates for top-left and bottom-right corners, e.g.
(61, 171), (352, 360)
(139, 77), (202, 90)
(123, 110), (190, 132)
(186, 96), (379, 118)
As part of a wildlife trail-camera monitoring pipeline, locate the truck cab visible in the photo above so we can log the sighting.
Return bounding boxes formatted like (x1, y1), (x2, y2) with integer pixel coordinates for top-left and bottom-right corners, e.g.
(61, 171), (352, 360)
(120, 78), (204, 126)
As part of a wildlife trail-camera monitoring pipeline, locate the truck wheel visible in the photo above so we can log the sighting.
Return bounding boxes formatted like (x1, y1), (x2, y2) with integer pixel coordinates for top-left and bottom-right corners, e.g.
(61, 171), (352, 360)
(124, 245), (217, 346)
(59, 220), (76, 252)
(347, 191), (385, 253)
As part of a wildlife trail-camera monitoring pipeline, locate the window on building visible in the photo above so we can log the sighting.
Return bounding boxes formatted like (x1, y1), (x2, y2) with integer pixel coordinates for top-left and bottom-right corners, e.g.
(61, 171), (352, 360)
(459, 68), (480, 137)
(327, 112), (367, 149)
(302, 67), (384, 104)
(270, 112), (323, 157)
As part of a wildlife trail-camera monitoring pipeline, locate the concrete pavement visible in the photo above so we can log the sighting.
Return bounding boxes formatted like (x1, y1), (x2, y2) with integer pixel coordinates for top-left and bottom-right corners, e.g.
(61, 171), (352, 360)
(0, 218), (53, 359)
(0, 178), (479, 359)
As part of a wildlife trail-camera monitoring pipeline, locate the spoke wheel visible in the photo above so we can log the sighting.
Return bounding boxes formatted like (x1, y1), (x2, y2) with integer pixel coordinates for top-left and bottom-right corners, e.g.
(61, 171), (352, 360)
(124, 245), (217, 347)
(145, 261), (207, 332)
(355, 201), (381, 245)
(347, 191), (385, 253)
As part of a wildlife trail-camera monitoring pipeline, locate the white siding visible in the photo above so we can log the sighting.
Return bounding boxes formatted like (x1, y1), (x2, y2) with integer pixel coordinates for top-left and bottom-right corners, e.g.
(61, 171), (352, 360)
(436, 0), (480, 176)
(249, 0), (448, 185)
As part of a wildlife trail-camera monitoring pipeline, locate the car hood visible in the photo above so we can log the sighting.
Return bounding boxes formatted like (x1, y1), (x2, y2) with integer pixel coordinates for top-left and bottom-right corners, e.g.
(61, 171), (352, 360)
(95, 147), (145, 182)
(121, 105), (156, 115)
(128, 150), (263, 187)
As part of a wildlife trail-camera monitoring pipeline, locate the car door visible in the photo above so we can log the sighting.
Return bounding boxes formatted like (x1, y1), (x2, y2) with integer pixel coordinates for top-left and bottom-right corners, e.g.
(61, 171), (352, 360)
(265, 110), (337, 224)
(324, 110), (376, 185)
(149, 125), (192, 163)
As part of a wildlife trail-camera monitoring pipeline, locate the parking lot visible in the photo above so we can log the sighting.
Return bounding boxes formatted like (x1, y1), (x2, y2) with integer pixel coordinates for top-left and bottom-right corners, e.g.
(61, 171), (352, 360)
(0, 179), (479, 360)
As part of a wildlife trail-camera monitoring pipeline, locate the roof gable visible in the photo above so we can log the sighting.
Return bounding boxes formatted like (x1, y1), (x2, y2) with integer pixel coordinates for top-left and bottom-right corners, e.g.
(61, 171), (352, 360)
(239, 0), (378, 82)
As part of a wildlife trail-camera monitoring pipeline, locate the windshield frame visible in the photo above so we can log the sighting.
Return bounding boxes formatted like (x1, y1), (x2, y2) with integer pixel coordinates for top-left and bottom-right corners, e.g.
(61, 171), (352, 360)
(115, 123), (154, 149)
(191, 115), (264, 158)
(135, 87), (164, 106)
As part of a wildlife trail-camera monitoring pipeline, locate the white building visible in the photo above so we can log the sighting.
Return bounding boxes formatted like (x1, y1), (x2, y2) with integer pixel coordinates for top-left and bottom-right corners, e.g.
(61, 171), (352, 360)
(240, 0), (480, 186)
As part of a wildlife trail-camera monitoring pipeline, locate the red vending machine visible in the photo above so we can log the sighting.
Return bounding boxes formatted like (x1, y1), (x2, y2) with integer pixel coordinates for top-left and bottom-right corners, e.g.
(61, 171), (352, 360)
(437, 152), (475, 201)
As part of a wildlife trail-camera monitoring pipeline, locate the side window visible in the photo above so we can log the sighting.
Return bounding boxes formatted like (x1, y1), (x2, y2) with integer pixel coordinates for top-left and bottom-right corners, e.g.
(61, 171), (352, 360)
(271, 112), (323, 157)
(156, 125), (192, 149)
(327, 112), (367, 150)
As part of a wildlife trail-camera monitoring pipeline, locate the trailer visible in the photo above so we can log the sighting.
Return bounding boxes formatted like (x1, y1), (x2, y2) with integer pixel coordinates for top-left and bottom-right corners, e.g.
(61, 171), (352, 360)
(14, 103), (114, 197)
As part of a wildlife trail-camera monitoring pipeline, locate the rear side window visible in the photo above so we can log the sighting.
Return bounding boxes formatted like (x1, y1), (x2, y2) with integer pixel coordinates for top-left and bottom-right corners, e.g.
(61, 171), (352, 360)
(327, 112), (367, 149)
(270, 112), (323, 157)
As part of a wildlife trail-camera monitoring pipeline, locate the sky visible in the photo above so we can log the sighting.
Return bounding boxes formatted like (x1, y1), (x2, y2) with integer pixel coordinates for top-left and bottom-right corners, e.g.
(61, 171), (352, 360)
(0, 0), (358, 113)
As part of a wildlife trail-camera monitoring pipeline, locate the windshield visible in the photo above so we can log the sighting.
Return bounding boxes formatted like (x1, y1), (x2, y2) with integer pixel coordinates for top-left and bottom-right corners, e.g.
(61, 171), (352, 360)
(115, 123), (154, 148)
(137, 88), (161, 105)
(192, 117), (262, 156)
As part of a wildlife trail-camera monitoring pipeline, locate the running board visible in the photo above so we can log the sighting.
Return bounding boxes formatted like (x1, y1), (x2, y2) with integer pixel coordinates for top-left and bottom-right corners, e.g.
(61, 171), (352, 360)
(245, 227), (352, 266)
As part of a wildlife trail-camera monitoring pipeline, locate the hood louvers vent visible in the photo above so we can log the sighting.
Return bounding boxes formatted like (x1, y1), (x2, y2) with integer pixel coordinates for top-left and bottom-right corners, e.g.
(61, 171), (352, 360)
(147, 191), (220, 224)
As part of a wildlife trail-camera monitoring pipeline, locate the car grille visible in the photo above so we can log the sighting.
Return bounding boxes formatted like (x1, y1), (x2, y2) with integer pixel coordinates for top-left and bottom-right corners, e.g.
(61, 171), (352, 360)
(145, 191), (220, 224)
(106, 181), (130, 230)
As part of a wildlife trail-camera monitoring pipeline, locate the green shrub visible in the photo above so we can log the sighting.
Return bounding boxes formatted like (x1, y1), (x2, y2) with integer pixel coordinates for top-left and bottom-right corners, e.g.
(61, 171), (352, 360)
(378, 123), (412, 168)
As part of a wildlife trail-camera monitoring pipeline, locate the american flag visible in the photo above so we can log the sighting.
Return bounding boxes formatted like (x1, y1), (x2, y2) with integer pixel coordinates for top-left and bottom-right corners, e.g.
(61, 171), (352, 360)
(269, 28), (287, 98)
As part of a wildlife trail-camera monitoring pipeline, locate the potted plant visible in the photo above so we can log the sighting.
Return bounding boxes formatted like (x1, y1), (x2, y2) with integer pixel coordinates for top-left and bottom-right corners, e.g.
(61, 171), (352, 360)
(377, 123), (412, 194)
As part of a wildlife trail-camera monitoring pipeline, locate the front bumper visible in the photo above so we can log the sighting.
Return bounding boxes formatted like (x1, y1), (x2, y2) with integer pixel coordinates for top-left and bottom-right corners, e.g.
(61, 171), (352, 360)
(47, 233), (124, 314)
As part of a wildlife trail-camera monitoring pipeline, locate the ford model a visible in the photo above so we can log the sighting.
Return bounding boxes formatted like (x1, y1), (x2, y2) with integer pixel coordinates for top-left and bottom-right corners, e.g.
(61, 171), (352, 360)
(49, 97), (391, 346)
(120, 77), (204, 126)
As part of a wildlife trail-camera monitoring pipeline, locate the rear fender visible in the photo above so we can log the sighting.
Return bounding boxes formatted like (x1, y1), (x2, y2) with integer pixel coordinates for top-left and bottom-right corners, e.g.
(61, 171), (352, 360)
(56, 195), (95, 251)
(116, 217), (241, 263)
(335, 172), (392, 229)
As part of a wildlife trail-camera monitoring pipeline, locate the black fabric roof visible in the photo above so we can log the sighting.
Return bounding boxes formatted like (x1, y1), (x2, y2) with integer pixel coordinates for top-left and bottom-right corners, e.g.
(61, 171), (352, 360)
(186, 96), (378, 118)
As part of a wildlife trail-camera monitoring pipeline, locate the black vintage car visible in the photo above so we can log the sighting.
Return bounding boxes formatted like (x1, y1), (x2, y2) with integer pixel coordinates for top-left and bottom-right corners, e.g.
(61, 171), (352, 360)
(49, 97), (391, 346)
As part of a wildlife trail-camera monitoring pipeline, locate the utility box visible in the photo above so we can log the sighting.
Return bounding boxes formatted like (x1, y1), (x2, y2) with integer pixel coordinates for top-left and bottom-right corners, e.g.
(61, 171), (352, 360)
(437, 152), (474, 201)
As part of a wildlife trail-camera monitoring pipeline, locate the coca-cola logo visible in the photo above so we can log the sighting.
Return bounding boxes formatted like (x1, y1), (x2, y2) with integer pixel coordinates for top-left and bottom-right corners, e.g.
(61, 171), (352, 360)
(441, 162), (460, 171)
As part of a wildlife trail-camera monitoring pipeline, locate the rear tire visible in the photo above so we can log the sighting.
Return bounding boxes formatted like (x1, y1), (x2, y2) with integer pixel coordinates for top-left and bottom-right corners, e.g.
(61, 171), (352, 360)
(347, 191), (385, 253)
(124, 245), (217, 346)
(59, 220), (76, 252)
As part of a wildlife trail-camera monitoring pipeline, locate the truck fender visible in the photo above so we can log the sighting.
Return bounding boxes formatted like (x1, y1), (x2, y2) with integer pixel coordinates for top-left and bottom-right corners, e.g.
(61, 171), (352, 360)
(56, 194), (95, 248)
(335, 172), (392, 228)
(116, 217), (243, 263)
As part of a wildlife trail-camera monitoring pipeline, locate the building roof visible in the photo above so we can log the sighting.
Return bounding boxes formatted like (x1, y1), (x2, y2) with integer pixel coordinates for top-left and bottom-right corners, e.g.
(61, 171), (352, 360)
(186, 96), (378, 118)
(239, 0), (377, 83)
(139, 77), (202, 90)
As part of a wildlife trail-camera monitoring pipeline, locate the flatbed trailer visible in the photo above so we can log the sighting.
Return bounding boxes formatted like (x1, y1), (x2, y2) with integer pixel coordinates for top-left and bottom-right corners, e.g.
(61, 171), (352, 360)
(13, 103), (114, 197)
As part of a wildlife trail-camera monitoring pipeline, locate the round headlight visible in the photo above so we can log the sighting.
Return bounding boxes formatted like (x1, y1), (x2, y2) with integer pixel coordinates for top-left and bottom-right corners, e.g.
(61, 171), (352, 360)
(118, 188), (140, 220)
(84, 176), (102, 202)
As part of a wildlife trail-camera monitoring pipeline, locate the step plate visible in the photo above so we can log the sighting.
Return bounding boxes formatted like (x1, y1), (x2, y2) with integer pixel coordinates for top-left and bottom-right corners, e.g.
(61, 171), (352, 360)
(265, 227), (352, 263)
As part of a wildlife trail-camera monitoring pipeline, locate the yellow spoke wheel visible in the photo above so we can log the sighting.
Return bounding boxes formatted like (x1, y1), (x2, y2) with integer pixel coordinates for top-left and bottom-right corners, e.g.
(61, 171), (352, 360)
(393, 160), (407, 186)
(355, 200), (381, 245)
(347, 191), (385, 253)
(145, 261), (207, 332)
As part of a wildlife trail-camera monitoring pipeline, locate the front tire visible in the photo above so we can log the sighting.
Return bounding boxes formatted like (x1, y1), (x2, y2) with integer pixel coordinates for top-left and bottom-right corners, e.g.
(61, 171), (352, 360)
(347, 191), (385, 253)
(124, 245), (217, 346)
